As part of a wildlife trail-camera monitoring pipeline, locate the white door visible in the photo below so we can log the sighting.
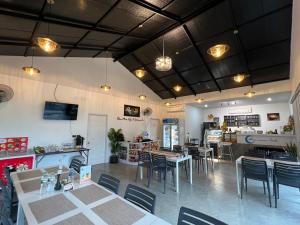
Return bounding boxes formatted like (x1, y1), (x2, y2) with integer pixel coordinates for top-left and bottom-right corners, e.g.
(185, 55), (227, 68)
(87, 114), (107, 165)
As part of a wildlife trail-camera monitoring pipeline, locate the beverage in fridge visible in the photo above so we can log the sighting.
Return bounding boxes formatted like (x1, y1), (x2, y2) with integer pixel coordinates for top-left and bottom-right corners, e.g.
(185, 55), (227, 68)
(162, 118), (180, 150)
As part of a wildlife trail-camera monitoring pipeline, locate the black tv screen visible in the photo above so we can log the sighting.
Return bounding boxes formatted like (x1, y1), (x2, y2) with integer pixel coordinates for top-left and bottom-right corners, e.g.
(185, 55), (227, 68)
(43, 101), (78, 120)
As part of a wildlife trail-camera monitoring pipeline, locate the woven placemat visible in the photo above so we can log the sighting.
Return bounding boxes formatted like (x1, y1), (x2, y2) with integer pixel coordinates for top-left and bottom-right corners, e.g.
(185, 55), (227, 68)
(92, 198), (145, 225)
(29, 194), (77, 223)
(71, 184), (111, 205)
(17, 170), (42, 181)
(53, 213), (94, 225)
(20, 178), (41, 193)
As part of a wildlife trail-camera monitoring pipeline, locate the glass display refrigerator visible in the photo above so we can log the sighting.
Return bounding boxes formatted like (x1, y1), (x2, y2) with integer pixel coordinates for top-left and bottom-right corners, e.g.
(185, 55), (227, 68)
(162, 118), (180, 150)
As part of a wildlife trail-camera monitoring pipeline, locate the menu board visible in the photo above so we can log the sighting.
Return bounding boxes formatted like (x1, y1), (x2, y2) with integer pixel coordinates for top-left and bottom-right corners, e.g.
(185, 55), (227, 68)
(80, 165), (91, 184)
(224, 114), (260, 127)
(0, 137), (29, 152)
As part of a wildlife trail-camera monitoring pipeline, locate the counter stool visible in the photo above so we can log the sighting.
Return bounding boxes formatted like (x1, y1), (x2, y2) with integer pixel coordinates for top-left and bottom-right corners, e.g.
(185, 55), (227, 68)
(220, 142), (233, 162)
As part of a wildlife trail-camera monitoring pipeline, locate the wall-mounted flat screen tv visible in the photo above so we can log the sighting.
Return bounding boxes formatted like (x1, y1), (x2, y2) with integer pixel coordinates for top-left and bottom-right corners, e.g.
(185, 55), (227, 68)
(43, 101), (78, 120)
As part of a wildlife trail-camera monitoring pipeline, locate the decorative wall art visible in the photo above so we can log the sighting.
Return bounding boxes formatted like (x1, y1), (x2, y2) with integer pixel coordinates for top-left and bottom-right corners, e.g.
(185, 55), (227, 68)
(124, 105), (140, 117)
(267, 113), (280, 121)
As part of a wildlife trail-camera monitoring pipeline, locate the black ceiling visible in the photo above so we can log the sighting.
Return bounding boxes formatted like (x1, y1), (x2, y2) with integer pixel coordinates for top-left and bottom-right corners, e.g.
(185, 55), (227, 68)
(0, 0), (292, 99)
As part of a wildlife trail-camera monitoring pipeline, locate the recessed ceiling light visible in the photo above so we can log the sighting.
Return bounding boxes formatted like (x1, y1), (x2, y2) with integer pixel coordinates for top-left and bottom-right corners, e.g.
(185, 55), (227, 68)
(175, 51), (179, 55)
(207, 44), (230, 58)
(231, 101), (236, 105)
(233, 74), (245, 83)
(204, 104), (208, 108)
(165, 102), (171, 106)
(173, 85), (182, 92)
(138, 24), (143, 28)
(233, 29), (239, 34)
(267, 97), (272, 102)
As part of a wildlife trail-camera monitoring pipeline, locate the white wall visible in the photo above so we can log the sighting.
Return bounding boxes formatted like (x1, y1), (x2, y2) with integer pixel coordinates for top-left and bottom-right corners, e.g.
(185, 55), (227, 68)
(0, 56), (166, 165)
(202, 102), (291, 133)
(185, 105), (203, 141)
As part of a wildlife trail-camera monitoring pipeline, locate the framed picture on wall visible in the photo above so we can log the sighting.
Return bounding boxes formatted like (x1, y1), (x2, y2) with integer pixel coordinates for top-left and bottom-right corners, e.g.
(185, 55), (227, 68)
(267, 113), (280, 121)
(124, 105), (140, 117)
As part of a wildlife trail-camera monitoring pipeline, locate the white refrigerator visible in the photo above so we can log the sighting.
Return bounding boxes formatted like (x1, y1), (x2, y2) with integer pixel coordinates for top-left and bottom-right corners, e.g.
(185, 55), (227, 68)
(163, 119), (180, 150)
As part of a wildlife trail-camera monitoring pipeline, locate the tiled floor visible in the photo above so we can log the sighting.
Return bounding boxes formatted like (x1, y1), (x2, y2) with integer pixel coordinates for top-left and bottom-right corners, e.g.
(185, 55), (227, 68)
(92, 161), (300, 225)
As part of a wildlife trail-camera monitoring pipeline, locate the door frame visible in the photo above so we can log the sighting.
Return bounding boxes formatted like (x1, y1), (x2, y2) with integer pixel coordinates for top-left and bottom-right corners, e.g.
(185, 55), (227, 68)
(87, 113), (108, 164)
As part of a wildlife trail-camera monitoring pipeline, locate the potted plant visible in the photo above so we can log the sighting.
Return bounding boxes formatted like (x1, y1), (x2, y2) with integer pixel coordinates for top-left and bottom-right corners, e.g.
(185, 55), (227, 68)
(284, 142), (297, 159)
(283, 125), (293, 134)
(108, 128), (125, 163)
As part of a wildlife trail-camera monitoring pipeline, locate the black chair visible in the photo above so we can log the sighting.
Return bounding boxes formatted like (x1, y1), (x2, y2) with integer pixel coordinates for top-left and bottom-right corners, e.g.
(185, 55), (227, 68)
(241, 158), (271, 207)
(273, 162), (300, 208)
(169, 146), (188, 179)
(189, 147), (204, 173)
(271, 152), (297, 162)
(177, 207), (228, 225)
(124, 184), (156, 214)
(0, 180), (17, 223)
(4, 167), (18, 206)
(135, 151), (152, 187)
(69, 158), (83, 173)
(0, 200), (14, 225)
(151, 154), (175, 193)
(98, 173), (120, 194)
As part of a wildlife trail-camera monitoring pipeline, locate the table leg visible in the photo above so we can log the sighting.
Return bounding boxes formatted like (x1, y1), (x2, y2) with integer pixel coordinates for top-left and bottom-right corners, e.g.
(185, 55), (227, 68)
(189, 158), (192, 184)
(16, 203), (25, 225)
(212, 149), (214, 171)
(140, 167), (143, 180)
(236, 161), (240, 196)
(204, 152), (208, 175)
(176, 161), (179, 193)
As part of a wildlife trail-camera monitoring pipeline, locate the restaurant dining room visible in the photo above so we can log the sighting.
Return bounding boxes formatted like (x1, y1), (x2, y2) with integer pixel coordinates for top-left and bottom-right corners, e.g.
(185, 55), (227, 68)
(0, 0), (300, 225)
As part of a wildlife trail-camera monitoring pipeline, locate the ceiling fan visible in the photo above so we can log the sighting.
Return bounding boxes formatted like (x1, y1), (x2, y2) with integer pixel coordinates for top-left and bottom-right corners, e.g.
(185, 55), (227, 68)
(0, 84), (14, 103)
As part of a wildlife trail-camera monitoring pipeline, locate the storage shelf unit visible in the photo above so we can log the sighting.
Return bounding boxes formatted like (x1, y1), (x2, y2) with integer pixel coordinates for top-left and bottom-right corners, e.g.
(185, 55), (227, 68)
(119, 140), (160, 165)
(224, 114), (260, 127)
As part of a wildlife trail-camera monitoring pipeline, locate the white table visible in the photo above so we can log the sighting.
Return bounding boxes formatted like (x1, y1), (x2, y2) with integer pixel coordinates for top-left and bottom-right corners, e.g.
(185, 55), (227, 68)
(235, 156), (300, 196)
(167, 155), (193, 193)
(198, 147), (214, 175)
(11, 167), (171, 225)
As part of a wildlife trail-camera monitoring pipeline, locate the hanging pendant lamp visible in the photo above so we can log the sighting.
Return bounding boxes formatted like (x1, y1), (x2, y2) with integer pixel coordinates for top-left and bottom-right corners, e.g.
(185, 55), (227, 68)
(155, 37), (172, 71)
(101, 53), (112, 92)
(22, 47), (40, 76)
(37, 0), (59, 53)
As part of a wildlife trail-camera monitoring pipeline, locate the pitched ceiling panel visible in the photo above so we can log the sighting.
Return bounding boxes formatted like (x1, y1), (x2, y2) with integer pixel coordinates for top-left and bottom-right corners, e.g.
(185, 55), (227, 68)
(239, 7), (292, 50)
(251, 64), (290, 84)
(172, 46), (204, 71)
(186, 1), (233, 42)
(247, 40), (290, 70)
(181, 66), (211, 84)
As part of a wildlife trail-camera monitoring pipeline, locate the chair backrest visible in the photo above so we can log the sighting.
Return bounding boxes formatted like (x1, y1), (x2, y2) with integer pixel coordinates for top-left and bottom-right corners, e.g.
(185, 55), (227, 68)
(274, 162), (300, 187)
(124, 184), (156, 214)
(244, 150), (265, 158)
(188, 147), (199, 157)
(241, 158), (268, 180)
(151, 154), (167, 168)
(177, 207), (228, 225)
(138, 151), (151, 163)
(4, 167), (15, 200)
(173, 145), (182, 152)
(69, 158), (82, 173)
(271, 152), (297, 162)
(98, 173), (120, 194)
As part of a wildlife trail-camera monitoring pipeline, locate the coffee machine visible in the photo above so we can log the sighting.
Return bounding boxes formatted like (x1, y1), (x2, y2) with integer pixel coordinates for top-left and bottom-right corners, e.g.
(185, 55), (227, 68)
(73, 135), (84, 148)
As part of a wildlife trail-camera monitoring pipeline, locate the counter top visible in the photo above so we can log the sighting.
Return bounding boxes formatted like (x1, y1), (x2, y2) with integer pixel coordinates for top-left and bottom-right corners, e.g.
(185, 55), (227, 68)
(237, 133), (295, 137)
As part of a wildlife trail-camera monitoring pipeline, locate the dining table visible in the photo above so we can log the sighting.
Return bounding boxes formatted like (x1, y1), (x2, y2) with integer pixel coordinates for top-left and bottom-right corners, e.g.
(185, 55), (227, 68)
(235, 156), (300, 196)
(138, 149), (192, 193)
(10, 166), (171, 225)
